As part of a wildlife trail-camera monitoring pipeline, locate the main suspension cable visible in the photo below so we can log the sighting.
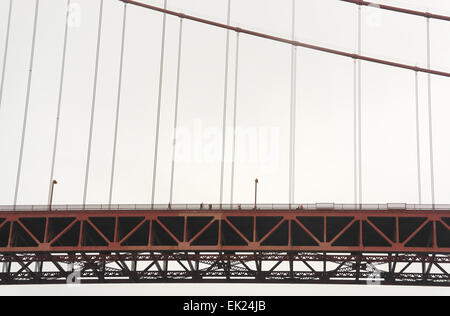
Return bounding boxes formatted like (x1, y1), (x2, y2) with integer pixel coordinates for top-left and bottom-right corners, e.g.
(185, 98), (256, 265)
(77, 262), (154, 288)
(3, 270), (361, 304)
(169, 18), (184, 204)
(151, 0), (168, 206)
(109, 2), (128, 206)
(0, 0), (13, 114)
(120, 0), (450, 78)
(341, 0), (450, 22)
(48, 0), (71, 205)
(14, 0), (40, 207)
(83, 0), (104, 206)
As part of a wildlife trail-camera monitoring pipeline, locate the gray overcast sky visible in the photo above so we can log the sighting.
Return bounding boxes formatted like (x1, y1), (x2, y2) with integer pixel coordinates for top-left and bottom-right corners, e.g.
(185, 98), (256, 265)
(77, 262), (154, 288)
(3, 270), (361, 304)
(1, 0), (450, 207)
(0, 0), (450, 296)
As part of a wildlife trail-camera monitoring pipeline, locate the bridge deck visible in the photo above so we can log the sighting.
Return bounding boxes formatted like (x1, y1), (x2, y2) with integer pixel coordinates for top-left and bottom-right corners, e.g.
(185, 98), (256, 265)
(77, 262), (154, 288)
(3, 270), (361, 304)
(0, 205), (448, 285)
(0, 206), (448, 254)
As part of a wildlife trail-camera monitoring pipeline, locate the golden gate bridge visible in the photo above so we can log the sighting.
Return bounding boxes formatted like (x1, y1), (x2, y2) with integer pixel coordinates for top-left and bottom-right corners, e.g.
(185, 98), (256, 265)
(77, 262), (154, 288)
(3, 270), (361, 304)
(0, 0), (449, 286)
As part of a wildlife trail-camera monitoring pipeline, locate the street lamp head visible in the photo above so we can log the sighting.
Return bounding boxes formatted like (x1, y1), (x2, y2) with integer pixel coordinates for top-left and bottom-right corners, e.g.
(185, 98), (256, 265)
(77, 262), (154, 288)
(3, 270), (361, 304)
(53, 180), (58, 185)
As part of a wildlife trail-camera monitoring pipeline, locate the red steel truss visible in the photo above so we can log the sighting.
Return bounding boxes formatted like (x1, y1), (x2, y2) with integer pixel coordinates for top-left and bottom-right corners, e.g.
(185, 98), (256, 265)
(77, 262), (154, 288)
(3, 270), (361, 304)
(0, 206), (449, 253)
(0, 205), (449, 285)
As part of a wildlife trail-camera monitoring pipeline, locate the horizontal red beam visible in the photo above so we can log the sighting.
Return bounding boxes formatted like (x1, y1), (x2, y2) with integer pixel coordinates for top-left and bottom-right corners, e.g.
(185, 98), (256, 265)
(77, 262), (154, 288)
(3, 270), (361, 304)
(2, 253), (448, 264)
(1, 208), (449, 216)
(120, 0), (450, 78)
(342, 0), (450, 22)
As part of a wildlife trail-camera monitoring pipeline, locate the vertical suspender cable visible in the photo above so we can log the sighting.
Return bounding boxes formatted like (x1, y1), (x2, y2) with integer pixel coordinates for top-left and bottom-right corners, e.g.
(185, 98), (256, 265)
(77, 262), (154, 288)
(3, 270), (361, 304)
(0, 5), (15, 270)
(151, 0), (168, 206)
(219, 0), (232, 206)
(169, 18), (184, 204)
(353, 58), (358, 205)
(353, 6), (362, 205)
(83, 0), (104, 206)
(0, 0), (13, 114)
(426, 18), (436, 207)
(289, 0), (297, 205)
(13, 0), (40, 207)
(357, 6), (363, 206)
(48, 0), (71, 205)
(230, 32), (240, 205)
(414, 71), (422, 204)
(109, 3), (128, 206)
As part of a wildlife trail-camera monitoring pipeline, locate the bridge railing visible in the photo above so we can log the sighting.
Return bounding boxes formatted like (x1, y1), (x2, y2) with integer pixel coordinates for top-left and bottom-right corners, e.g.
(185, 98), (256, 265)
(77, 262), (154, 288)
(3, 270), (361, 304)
(0, 203), (449, 212)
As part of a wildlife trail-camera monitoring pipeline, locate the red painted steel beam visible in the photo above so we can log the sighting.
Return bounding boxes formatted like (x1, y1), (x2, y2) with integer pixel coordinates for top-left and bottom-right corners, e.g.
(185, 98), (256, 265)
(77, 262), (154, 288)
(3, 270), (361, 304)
(341, 0), (450, 22)
(120, 0), (450, 78)
(0, 208), (449, 254)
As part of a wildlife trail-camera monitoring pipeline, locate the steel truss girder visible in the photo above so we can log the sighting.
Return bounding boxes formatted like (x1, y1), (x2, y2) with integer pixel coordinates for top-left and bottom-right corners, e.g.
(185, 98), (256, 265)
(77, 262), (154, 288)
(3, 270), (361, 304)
(0, 252), (448, 286)
(0, 209), (449, 254)
(0, 208), (449, 286)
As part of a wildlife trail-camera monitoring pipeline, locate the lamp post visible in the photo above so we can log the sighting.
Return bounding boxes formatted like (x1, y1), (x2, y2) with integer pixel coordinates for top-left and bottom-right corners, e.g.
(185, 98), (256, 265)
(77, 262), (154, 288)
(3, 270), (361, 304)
(254, 178), (259, 210)
(49, 180), (57, 211)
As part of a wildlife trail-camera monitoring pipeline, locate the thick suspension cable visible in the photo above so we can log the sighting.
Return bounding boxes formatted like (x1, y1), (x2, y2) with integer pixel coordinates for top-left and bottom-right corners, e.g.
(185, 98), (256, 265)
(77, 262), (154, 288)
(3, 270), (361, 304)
(230, 33), (240, 205)
(169, 18), (184, 204)
(13, 0), (40, 207)
(0, 0), (13, 114)
(48, 0), (71, 205)
(120, 0), (450, 78)
(83, 0), (104, 206)
(109, 3), (128, 206)
(151, 0), (168, 206)
(426, 18), (436, 206)
(219, 0), (231, 206)
(289, 0), (297, 205)
(415, 71), (422, 204)
(341, 0), (450, 22)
